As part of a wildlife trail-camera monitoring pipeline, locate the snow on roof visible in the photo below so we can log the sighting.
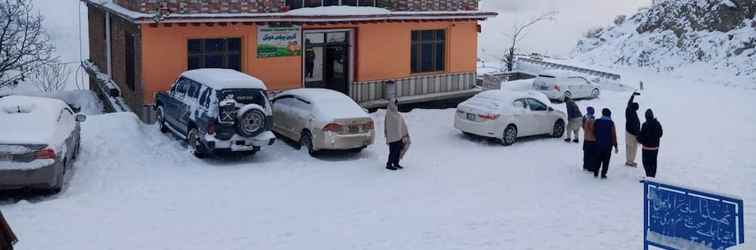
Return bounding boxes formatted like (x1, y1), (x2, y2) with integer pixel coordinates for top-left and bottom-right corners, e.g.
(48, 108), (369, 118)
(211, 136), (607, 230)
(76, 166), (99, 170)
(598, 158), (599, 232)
(181, 69), (267, 90)
(82, 0), (497, 23)
(474, 90), (552, 108)
(287, 6), (391, 16)
(0, 96), (69, 145)
(279, 88), (368, 120)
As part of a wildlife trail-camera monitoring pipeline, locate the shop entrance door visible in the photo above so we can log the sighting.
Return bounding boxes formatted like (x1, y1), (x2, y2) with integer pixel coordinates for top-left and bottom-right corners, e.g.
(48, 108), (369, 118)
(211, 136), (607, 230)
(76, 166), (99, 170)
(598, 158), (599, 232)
(303, 31), (350, 94)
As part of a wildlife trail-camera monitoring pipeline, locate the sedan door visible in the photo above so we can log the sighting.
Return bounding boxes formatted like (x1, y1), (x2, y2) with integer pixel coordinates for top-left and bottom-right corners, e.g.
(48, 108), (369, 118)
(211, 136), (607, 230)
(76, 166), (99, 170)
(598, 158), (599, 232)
(510, 99), (535, 136)
(526, 98), (552, 135)
(271, 96), (294, 139)
(289, 97), (314, 140)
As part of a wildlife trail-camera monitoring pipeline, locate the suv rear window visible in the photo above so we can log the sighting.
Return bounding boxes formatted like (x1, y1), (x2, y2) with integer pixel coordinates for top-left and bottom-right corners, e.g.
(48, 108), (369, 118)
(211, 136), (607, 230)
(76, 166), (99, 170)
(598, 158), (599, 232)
(216, 89), (267, 108)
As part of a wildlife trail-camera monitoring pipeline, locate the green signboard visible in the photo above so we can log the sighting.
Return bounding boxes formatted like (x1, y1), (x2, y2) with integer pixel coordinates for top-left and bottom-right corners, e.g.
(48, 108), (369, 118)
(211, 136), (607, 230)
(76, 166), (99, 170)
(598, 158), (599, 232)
(257, 26), (302, 58)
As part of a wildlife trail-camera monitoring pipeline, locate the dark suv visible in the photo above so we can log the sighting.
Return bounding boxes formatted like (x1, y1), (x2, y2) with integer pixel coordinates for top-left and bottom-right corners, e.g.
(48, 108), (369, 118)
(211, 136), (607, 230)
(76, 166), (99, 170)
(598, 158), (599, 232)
(155, 69), (275, 158)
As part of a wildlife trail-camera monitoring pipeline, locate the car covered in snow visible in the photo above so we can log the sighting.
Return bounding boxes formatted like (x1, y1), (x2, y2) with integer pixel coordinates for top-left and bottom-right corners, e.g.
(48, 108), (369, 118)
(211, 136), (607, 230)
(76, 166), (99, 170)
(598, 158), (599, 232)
(0, 96), (86, 193)
(454, 90), (566, 145)
(271, 88), (374, 156)
(532, 70), (600, 101)
(155, 69), (276, 158)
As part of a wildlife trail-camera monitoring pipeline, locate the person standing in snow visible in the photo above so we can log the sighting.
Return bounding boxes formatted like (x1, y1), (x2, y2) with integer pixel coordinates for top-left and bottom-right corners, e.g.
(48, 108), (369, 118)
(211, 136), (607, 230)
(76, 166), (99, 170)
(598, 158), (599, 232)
(0, 211), (17, 250)
(582, 107), (597, 172)
(384, 98), (410, 171)
(625, 92), (642, 167)
(564, 96), (583, 143)
(638, 109), (663, 178)
(594, 108), (619, 179)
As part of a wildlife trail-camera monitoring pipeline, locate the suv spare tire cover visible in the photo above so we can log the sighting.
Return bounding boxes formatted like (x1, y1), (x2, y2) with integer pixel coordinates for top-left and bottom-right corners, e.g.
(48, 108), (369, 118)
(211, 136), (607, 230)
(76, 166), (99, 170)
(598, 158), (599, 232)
(236, 104), (267, 137)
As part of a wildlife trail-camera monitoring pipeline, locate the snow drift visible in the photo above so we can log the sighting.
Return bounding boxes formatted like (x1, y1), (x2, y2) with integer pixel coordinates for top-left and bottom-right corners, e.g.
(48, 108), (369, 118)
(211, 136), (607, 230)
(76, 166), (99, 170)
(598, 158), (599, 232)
(574, 0), (756, 87)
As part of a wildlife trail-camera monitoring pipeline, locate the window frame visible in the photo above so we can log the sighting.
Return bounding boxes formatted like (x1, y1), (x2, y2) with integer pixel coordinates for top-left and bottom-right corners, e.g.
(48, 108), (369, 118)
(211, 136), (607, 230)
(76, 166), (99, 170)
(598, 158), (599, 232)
(411, 29), (446, 74)
(526, 98), (548, 112)
(187, 38), (242, 71)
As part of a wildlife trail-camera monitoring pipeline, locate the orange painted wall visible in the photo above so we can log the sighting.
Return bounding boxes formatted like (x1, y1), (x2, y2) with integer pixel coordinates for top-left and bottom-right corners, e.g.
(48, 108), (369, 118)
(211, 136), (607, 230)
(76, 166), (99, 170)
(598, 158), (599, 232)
(140, 23), (302, 104)
(140, 20), (478, 104)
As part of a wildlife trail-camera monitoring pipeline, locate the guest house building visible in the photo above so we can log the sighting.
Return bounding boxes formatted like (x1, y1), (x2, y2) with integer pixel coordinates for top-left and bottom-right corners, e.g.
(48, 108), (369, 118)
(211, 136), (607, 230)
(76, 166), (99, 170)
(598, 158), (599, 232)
(82, 0), (497, 121)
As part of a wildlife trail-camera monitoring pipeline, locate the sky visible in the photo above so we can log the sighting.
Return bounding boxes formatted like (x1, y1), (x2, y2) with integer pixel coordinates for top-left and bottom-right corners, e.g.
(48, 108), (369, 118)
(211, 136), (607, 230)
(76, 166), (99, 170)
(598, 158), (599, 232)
(479, 0), (652, 60)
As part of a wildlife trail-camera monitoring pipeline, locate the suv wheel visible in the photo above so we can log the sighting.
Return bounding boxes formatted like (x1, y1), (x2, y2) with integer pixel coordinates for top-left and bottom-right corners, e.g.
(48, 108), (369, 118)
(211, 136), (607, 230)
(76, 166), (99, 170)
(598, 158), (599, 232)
(188, 128), (208, 159)
(300, 131), (317, 156)
(237, 108), (266, 137)
(157, 106), (168, 133)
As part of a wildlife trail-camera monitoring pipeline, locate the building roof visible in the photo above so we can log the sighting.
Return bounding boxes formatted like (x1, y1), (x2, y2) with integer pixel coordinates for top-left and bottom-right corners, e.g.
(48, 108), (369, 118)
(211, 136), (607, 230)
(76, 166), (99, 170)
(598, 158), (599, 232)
(81, 0), (498, 24)
(181, 69), (267, 90)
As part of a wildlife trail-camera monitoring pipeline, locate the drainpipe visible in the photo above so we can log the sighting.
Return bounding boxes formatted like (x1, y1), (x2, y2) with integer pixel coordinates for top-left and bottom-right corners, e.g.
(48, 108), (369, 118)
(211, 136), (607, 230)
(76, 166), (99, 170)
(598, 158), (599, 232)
(105, 12), (112, 76)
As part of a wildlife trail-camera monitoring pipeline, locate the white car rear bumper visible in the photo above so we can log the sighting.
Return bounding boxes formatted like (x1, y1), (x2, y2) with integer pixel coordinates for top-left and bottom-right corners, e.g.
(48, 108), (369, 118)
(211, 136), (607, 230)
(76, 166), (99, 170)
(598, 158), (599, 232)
(454, 116), (500, 138)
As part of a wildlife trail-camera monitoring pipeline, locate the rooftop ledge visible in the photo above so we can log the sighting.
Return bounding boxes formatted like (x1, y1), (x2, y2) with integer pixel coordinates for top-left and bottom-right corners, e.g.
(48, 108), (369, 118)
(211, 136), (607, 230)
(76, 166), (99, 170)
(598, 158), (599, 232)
(82, 1), (498, 24)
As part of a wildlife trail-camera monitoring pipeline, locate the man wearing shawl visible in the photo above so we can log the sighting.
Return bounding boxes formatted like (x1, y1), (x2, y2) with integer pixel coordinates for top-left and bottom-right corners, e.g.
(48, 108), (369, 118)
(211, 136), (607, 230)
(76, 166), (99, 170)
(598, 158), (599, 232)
(384, 98), (410, 171)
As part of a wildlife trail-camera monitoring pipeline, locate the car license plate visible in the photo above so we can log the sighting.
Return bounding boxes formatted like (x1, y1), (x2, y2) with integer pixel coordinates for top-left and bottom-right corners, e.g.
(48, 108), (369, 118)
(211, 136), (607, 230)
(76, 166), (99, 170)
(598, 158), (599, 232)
(466, 113), (476, 121)
(349, 125), (360, 134)
(0, 153), (11, 161)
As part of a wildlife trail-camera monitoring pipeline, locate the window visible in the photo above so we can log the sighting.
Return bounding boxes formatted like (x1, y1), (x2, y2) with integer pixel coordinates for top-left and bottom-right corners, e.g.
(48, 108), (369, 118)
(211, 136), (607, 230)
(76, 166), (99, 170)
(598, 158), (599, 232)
(199, 88), (211, 108)
(188, 38), (242, 71)
(411, 30), (445, 73)
(173, 78), (189, 99)
(513, 99), (527, 110)
(526, 98), (548, 111)
(187, 80), (201, 99)
(125, 32), (136, 91)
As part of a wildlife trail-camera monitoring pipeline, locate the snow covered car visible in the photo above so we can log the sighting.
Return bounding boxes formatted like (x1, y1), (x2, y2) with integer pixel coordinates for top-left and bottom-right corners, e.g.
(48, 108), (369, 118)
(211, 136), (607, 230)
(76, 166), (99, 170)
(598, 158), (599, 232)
(532, 70), (600, 101)
(0, 96), (86, 193)
(155, 69), (276, 158)
(271, 88), (374, 156)
(454, 90), (566, 145)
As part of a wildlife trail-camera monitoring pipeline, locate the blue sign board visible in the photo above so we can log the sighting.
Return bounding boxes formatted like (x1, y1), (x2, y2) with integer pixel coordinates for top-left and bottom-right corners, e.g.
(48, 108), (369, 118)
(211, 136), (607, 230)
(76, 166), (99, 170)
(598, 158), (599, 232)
(643, 180), (745, 250)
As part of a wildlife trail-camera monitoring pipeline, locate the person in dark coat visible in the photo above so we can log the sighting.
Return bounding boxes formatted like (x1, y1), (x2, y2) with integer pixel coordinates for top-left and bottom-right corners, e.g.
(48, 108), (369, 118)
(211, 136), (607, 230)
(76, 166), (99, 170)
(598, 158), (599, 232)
(594, 108), (618, 179)
(582, 107), (597, 172)
(564, 97), (583, 143)
(625, 92), (641, 167)
(637, 109), (663, 178)
(0, 211), (17, 250)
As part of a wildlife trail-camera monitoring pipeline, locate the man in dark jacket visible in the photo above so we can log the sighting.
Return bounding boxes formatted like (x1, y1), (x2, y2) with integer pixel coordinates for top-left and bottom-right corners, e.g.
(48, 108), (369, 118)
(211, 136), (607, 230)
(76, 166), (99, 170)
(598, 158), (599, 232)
(638, 109), (663, 178)
(564, 97), (583, 143)
(625, 92), (641, 167)
(594, 108), (618, 179)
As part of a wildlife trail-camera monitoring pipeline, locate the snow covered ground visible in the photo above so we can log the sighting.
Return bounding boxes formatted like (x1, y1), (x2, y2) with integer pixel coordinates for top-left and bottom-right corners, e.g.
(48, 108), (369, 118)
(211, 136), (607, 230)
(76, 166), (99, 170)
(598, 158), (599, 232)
(1, 67), (754, 249)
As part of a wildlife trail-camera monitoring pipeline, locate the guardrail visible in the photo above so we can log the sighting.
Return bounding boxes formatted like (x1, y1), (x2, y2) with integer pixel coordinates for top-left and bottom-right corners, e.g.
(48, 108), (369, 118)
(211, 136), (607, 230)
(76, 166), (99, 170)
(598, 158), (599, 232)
(518, 57), (622, 81)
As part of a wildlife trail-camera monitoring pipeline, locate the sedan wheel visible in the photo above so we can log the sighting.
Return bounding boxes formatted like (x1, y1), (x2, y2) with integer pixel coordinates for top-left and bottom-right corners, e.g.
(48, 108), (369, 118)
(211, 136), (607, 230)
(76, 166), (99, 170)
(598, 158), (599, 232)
(553, 119), (565, 138)
(591, 88), (600, 98)
(300, 131), (317, 156)
(188, 128), (208, 159)
(501, 125), (518, 146)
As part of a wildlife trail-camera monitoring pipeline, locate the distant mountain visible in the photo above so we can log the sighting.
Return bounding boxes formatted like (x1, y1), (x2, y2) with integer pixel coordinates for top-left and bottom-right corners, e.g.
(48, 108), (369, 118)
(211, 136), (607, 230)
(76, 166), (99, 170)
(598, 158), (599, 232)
(574, 0), (756, 84)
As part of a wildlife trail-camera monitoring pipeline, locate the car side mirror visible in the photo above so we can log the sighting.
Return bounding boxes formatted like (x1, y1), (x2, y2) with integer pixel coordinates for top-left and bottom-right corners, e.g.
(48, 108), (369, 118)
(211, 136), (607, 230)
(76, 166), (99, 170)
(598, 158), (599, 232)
(75, 114), (87, 122)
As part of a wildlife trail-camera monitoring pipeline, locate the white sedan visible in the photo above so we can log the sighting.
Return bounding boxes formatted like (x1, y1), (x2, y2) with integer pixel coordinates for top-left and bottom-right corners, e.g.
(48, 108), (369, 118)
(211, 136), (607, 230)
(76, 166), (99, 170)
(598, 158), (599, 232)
(454, 90), (567, 145)
(271, 88), (375, 156)
(532, 70), (601, 101)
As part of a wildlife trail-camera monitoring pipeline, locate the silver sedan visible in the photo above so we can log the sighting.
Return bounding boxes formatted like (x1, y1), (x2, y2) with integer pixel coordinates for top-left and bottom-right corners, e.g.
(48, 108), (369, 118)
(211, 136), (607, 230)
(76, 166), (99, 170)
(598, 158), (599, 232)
(271, 89), (375, 156)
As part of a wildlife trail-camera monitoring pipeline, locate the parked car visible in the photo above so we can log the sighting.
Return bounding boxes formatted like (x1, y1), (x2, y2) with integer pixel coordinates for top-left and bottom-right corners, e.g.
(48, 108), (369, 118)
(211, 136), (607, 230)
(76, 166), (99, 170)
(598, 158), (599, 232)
(155, 69), (276, 158)
(0, 96), (86, 193)
(454, 90), (566, 145)
(532, 70), (600, 101)
(271, 88), (374, 156)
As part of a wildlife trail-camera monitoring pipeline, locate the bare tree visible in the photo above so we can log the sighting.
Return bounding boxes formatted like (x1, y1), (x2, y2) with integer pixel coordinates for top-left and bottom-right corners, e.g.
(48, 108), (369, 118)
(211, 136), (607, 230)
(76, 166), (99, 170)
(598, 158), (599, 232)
(502, 11), (558, 71)
(0, 0), (56, 89)
(32, 62), (71, 93)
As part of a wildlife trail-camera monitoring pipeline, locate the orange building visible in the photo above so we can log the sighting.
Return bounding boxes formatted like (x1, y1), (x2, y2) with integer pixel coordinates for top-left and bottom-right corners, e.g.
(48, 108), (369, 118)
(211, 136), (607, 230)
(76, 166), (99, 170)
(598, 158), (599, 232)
(82, 0), (496, 122)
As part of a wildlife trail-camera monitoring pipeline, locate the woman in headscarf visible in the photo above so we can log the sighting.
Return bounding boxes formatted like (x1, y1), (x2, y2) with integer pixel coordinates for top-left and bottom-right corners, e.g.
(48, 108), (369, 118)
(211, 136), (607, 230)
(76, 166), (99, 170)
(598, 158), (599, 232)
(384, 98), (410, 171)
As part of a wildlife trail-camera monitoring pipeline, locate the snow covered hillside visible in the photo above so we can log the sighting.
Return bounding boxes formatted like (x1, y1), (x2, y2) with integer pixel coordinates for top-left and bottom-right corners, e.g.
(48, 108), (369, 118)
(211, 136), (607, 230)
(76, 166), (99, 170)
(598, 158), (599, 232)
(2, 68), (754, 249)
(575, 0), (756, 87)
